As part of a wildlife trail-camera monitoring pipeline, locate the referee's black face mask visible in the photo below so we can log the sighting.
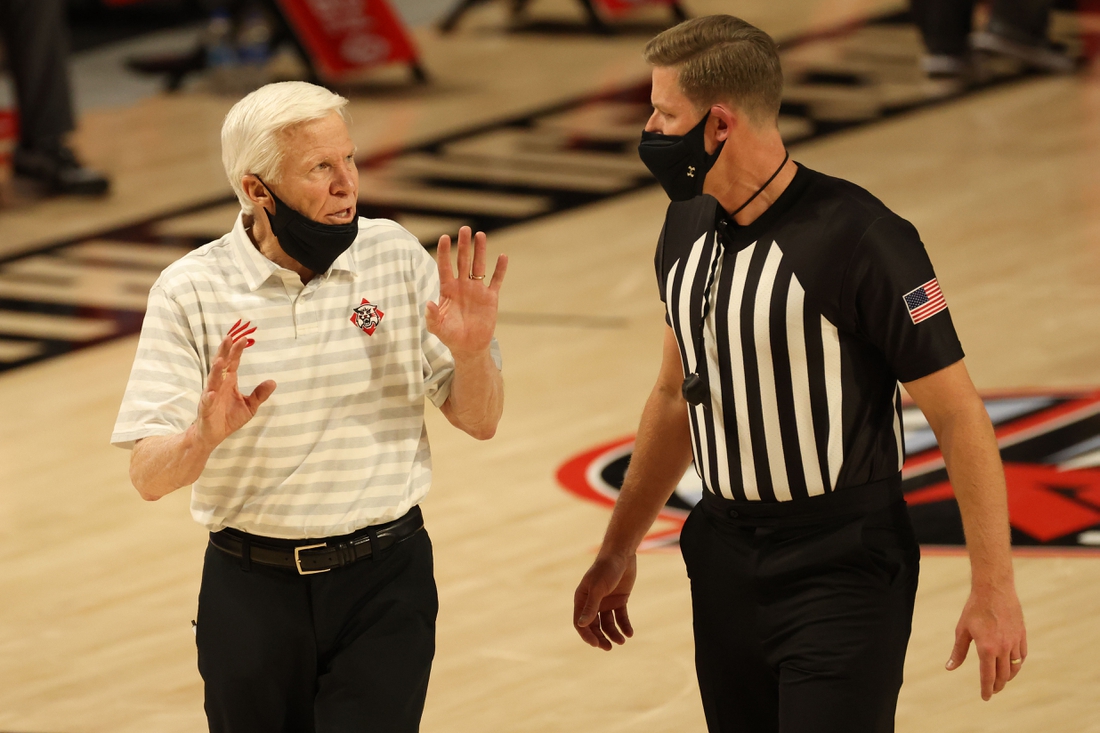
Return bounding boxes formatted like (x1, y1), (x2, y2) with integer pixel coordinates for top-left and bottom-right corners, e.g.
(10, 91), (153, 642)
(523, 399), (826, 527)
(257, 179), (358, 274)
(638, 111), (725, 201)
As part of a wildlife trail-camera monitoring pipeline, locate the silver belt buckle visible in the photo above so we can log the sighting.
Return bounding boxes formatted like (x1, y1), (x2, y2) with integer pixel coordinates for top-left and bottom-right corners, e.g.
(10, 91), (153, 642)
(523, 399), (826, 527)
(294, 542), (330, 575)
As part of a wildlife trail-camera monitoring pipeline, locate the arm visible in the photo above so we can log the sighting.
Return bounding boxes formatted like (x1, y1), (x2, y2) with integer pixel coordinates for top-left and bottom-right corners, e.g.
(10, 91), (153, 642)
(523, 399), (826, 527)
(429, 226), (508, 440)
(903, 360), (1026, 700)
(129, 320), (276, 500)
(439, 350), (504, 440)
(573, 326), (694, 650)
(131, 429), (217, 501)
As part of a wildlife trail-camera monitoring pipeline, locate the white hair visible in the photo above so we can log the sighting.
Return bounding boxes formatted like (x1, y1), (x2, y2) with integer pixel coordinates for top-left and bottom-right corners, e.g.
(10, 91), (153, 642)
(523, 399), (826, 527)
(221, 81), (349, 214)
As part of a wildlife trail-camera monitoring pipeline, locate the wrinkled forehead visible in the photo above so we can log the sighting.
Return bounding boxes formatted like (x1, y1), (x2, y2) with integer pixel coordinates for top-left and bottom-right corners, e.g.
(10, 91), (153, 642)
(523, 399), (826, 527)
(276, 112), (354, 165)
(278, 111), (349, 146)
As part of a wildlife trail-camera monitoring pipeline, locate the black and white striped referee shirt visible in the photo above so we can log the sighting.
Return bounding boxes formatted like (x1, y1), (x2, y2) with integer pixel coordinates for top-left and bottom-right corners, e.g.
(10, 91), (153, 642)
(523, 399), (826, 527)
(656, 164), (964, 503)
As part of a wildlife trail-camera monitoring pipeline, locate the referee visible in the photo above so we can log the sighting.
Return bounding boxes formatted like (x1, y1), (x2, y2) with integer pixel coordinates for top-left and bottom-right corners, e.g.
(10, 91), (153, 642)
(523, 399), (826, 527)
(573, 16), (1026, 733)
(112, 82), (506, 732)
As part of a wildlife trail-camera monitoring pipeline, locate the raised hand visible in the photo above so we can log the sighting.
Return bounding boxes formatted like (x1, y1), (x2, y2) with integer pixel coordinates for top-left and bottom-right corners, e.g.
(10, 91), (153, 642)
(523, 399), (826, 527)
(428, 227), (508, 356)
(195, 319), (277, 450)
(573, 554), (637, 650)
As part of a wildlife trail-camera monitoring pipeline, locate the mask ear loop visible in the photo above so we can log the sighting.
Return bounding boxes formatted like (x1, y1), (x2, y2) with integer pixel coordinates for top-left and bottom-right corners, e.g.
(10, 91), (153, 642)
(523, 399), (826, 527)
(253, 175), (288, 238)
(253, 176), (275, 215)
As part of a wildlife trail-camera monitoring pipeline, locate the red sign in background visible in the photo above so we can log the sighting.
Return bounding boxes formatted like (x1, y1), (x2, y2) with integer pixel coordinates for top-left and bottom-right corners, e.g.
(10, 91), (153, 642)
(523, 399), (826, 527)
(557, 391), (1100, 554)
(275, 0), (418, 79)
(0, 110), (17, 168)
(593, 0), (681, 18)
(103, 0), (419, 79)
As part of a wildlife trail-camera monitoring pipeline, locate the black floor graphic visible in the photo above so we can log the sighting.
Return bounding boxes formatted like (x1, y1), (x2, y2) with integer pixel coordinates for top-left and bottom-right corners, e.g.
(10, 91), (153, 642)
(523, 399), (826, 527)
(0, 10), (1079, 373)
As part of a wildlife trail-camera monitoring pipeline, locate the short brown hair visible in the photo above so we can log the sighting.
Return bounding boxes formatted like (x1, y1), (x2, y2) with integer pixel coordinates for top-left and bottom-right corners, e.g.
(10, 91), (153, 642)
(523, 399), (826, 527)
(644, 15), (783, 126)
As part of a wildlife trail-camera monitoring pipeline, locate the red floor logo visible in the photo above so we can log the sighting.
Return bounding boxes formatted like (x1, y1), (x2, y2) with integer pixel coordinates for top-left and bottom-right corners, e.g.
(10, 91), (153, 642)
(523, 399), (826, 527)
(556, 391), (1100, 553)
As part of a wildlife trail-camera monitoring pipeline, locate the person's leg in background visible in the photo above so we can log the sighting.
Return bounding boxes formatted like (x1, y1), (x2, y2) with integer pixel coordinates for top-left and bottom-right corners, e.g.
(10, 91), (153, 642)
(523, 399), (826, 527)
(124, 0), (239, 88)
(127, 1), (306, 92)
(910, 0), (1074, 79)
(910, 0), (977, 77)
(0, 0), (109, 195)
(972, 0), (1075, 71)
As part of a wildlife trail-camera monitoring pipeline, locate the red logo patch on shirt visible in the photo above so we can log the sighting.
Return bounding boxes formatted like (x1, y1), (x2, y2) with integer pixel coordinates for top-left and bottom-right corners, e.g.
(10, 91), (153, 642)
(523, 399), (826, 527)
(351, 299), (384, 335)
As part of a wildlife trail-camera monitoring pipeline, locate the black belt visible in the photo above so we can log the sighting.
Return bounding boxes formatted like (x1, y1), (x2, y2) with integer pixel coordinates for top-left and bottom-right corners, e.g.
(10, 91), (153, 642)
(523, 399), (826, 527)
(208, 505), (424, 575)
(701, 475), (903, 527)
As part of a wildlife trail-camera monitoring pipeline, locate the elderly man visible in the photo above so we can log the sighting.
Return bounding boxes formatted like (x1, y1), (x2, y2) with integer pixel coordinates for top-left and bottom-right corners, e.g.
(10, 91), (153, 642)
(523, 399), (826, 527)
(573, 15), (1025, 733)
(112, 81), (506, 733)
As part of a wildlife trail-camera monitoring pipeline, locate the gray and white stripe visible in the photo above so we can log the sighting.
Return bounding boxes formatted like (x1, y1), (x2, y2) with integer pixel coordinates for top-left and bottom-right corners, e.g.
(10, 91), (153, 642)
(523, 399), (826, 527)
(112, 213), (500, 538)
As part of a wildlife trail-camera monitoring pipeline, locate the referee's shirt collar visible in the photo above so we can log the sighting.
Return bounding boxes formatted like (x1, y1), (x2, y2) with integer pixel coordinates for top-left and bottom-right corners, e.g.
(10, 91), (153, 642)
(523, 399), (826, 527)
(229, 212), (359, 291)
(717, 162), (812, 247)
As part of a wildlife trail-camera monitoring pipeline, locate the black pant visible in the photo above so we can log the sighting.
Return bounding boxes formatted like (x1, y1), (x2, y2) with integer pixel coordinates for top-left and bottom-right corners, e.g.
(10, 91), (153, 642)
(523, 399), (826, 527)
(0, 0), (75, 149)
(680, 485), (919, 733)
(911, 0), (1056, 55)
(196, 525), (438, 733)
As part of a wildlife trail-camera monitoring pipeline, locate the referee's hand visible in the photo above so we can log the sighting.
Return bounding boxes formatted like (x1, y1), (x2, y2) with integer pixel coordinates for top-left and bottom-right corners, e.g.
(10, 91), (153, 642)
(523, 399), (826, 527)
(945, 587), (1027, 701)
(573, 554), (636, 650)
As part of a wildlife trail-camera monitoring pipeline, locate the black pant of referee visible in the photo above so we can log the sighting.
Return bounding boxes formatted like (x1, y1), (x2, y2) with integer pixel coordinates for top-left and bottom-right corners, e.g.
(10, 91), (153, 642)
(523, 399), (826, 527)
(680, 479), (919, 733)
(196, 506), (437, 733)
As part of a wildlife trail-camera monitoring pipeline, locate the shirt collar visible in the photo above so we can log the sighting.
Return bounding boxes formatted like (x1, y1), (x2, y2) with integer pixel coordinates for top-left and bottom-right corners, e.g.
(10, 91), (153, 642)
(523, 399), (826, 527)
(228, 212), (359, 291)
(229, 213), (279, 292)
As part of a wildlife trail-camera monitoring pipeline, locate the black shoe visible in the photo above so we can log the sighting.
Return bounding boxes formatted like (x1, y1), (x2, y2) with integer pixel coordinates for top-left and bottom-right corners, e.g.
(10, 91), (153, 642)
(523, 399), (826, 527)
(920, 53), (974, 79)
(971, 29), (1076, 73)
(13, 145), (110, 196)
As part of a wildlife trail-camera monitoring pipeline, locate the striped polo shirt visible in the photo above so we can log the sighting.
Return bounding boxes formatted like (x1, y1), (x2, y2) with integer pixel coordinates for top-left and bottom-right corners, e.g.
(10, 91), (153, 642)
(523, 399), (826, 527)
(112, 213), (499, 539)
(656, 164), (963, 502)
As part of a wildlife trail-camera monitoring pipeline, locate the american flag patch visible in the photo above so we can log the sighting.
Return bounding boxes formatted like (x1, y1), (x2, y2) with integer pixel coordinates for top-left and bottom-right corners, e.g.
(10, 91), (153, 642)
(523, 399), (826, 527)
(903, 278), (948, 324)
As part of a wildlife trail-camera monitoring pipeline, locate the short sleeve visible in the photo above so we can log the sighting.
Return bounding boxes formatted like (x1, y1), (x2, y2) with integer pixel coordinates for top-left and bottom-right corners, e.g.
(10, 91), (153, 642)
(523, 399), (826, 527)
(654, 220), (668, 303)
(843, 216), (964, 383)
(654, 221), (674, 328)
(411, 246), (502, 409)
(111, 285), (204, 449)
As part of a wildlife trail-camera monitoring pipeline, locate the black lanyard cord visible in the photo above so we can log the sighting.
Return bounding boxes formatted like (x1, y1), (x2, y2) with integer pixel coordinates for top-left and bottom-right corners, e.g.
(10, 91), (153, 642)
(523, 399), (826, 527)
(682, 151), (789, 407)
(729, 150), (790, 218)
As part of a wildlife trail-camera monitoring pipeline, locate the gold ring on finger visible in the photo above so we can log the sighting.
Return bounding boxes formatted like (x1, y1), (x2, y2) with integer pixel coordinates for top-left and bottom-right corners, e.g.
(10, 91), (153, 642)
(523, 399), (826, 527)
(469, 274), (485, 280)
(1010, 658), (1023, 665)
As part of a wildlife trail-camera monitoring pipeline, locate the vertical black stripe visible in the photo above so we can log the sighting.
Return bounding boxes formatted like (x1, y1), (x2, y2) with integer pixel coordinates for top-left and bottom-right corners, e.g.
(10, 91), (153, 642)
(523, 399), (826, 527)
(696, 237), (722, 497)
(699, 242), (726, 499)
(804, 302), (832, 492)
(769, 263), (809, 500)
(712, 243), (744, 501)
(740, 242), (775, 501)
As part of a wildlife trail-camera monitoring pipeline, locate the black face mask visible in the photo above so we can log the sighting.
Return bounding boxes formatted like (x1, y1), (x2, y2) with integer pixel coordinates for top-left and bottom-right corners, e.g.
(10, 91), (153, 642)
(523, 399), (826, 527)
(258, 179), (358, 274)
(637, 112), (725, 201)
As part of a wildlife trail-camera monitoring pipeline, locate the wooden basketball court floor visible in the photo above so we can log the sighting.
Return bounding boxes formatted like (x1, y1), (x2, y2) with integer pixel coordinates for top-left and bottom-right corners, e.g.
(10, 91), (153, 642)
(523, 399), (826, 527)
(1, 1), (1099, 731)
